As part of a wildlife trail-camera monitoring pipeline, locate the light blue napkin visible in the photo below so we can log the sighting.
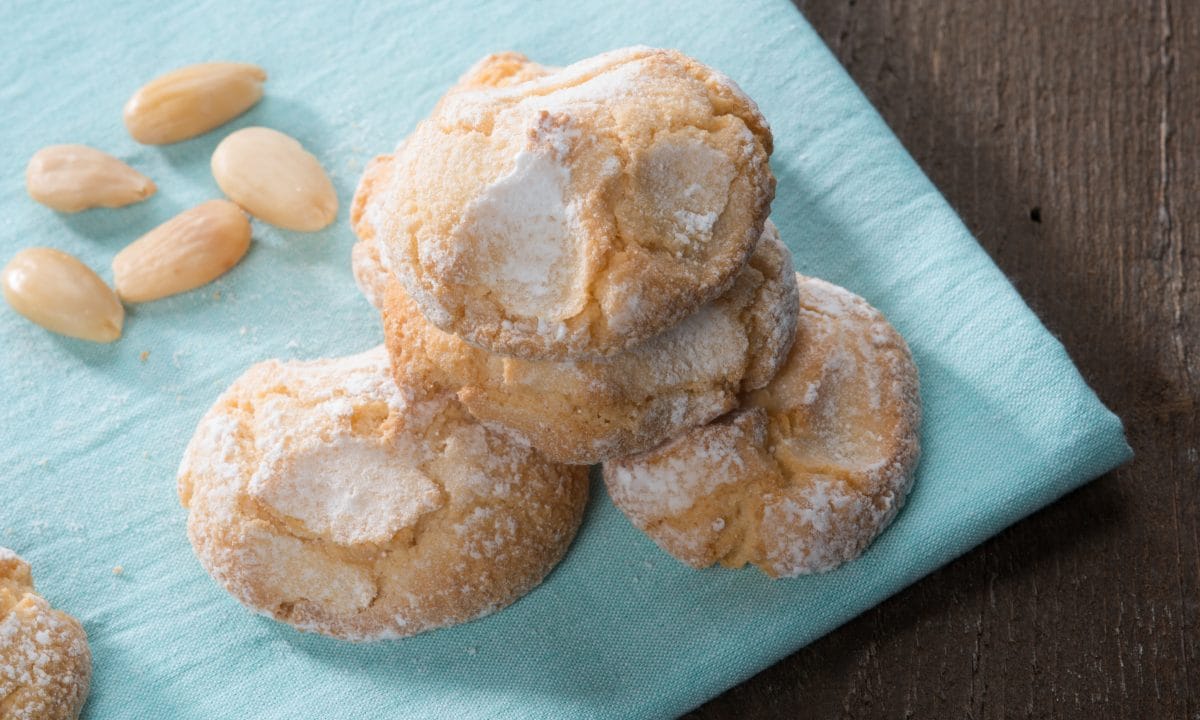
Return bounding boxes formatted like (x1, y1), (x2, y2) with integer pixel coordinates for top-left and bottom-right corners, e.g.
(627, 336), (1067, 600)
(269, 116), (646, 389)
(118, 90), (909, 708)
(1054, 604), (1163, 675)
(0, 1), (1130, 718)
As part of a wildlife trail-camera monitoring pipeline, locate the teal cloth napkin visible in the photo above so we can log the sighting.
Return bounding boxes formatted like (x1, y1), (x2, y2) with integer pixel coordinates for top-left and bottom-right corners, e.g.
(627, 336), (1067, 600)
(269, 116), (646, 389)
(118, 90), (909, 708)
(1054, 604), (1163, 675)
(0, 1), (1130, 718)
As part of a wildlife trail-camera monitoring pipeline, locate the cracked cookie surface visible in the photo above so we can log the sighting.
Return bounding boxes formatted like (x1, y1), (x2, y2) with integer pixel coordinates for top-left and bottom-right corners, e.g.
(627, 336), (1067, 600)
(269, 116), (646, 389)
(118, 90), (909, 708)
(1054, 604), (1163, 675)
(604, 276), (921, 577)
(0, 548), (91, 720)
(380, 221), (798, 465)
(351, 54), (556, 309)
(358, 47), (775, 361)
(177, 347), (589, 641)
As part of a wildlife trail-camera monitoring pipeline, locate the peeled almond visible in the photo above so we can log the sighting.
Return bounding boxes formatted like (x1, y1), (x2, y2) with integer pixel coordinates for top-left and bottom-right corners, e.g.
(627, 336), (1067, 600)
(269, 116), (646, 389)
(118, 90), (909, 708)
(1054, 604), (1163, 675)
(3, 248), (124, 343)
(124, 62), (267, 145)
(211, 127), (338, 231)
(26, 145), (156, 212)
(113, 200), (251, 302)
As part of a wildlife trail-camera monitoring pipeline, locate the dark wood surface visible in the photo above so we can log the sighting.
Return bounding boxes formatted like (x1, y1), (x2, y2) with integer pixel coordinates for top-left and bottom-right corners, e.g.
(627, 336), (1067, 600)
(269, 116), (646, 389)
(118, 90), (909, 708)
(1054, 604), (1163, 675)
(690, 1), (1199, 717)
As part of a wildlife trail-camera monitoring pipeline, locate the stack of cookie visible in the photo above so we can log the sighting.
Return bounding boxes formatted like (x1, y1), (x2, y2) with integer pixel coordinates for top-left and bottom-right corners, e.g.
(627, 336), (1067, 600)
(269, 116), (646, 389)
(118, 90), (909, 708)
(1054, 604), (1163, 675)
(179, 47), (921, 641)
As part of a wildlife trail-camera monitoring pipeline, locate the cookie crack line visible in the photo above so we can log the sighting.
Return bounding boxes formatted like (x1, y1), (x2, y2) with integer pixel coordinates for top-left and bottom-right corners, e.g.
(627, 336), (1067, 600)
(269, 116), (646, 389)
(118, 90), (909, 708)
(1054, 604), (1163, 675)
(593, 141), (767, 354)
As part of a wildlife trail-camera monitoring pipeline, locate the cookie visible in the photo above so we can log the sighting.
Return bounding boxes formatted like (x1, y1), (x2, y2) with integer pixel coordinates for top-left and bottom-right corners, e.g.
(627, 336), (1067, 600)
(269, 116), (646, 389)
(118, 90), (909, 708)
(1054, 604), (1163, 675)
(0, 548), (91, 720)
(604, 276), (921, 577)
(361, 46), (775, 361)
(177, 347), (590, 641)
(381, 220), (798, 464)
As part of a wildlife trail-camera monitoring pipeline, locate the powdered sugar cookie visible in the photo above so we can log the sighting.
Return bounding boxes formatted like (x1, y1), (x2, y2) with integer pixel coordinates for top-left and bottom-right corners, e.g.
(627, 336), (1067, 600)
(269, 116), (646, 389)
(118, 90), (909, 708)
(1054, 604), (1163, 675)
(0, 548), (91, 720)
(382, 221), (798, 464)
(604, 277), (921, 577)
(363, 46), (775, 361)
(177, 347), (589, 640)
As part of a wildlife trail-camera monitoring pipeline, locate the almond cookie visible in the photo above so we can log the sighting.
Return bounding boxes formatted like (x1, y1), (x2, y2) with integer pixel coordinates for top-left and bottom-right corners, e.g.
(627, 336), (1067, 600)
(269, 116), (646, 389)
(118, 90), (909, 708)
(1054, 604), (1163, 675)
(362, 46), (775, 361)
(177, 347), (589, 641)
(381, 221), (798, 465)
(604, 277), (921, 577)
(0, 548), (91, 720)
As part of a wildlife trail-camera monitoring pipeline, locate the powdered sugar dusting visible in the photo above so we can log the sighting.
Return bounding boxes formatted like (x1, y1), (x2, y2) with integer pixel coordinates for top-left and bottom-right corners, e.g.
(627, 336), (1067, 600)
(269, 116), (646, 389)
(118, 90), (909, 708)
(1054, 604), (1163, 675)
(641, 136), (736, 254)
(453, 146), (585, 321)
(673, 209), (719, 246)
(608, 421), (748, 519)
(250, 439), (444, 547)
(759, 475), (879, 575)
(527, 57), (646, 109)
(250, 531), (376, 614)
(236, 347), (447, 547)
(0, 548), (91, 719)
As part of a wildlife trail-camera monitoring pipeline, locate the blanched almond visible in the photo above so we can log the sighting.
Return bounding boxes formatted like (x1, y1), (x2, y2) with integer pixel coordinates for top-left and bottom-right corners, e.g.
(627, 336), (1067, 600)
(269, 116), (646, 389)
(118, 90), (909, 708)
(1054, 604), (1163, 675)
(124, 62), (267, 145)
(2, 248), (124, 342)
(26, 145), (156, 212)
(113, 200), (251, 302)
(211, 127), (338, 231)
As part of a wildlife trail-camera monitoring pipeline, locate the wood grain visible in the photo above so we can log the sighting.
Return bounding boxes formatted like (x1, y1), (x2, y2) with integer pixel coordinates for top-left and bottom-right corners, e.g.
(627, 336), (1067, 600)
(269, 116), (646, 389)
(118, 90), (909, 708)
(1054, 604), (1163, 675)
(688, 1), (1199, 717)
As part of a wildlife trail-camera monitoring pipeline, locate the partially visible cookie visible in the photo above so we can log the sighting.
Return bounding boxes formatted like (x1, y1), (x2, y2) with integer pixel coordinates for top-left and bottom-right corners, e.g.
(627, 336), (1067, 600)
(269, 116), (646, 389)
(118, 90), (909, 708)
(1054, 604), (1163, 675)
(177, 346), (590, 641)
(363, 46), (775, 361)
(382, 221), (798, 464)
(0, 548), (91, 720)
(604, 276), (921, 577)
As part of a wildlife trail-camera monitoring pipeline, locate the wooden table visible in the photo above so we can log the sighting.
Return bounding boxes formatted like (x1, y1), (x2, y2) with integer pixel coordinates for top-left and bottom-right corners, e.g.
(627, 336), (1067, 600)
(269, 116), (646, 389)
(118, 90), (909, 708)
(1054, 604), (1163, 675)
(690, 2), (1199, 717)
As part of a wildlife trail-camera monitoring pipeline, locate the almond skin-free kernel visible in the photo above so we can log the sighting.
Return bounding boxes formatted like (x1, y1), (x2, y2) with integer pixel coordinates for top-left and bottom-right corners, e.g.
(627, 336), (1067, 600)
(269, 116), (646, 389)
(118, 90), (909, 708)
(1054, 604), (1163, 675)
(124, 62), (267, 145)
(211, 127), (338, 232)
(112, 200), (252, 302)
(26, 145), (156, 212)
(2, 248), (124, 342)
